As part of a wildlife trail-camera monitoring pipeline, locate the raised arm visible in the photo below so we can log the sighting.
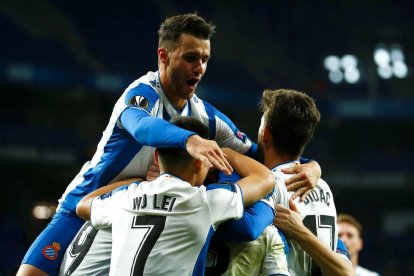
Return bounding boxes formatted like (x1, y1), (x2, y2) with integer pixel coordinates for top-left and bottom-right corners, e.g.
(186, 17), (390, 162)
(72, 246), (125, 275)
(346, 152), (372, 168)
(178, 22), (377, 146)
(222, 148), (274, 207)
(120, 108), (232, 175)
(274, 199), (354, 276)
(76, 177), (142, 221)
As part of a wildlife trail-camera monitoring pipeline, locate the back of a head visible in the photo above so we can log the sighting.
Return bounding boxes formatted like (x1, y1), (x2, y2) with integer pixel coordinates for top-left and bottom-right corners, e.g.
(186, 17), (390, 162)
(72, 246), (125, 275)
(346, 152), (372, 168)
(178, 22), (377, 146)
(338, 213), (363, 237)
(157, 116), (209, 168)
(158, 12), (216, 49)
(260, 89), (321, 157)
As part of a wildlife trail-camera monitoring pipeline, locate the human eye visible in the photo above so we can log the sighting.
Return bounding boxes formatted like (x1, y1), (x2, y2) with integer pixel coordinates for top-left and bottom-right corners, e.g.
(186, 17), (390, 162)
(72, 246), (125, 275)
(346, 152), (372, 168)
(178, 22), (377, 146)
(202, 56), (210, 63)
(183, 54), (198, 62)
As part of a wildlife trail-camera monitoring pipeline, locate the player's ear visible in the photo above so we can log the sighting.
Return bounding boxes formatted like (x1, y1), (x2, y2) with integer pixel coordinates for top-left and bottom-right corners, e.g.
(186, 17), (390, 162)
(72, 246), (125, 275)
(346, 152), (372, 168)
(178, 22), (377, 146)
(157, 48), (169, 64)
(357, 237), (364, 251)
(154, 149), (160, 164)
(194, 159), (203, 173)
(263, 126), (273, 149)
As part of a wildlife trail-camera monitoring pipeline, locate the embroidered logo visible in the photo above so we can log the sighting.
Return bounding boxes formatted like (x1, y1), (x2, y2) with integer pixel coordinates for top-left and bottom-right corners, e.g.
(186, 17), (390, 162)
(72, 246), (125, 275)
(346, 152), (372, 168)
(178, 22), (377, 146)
(235, 130), (247, 143)
(128, 96), (149, 109)
(42, 242), (61, 260)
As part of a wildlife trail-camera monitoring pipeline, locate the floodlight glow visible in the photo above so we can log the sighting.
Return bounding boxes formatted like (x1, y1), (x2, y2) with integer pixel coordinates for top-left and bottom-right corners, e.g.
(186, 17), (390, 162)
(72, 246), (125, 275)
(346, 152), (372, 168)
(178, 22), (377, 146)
(374, 48), (390, 66)
(32, 204), (56, 219)
(377, 66), (392, 79)
(344, 69), (360, 83)
(390, 47), (404, 61)
(329, 71), (343, 84)
(33, 205), (51, 219)
(324, 55), (340, 71)
(393, 60), (408, 78)
(341, 55), (358, 69)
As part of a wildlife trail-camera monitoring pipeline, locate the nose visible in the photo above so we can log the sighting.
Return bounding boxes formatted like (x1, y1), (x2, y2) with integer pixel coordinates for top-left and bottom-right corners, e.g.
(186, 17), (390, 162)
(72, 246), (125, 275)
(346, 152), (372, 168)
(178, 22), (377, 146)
(193, 59), (205, 76)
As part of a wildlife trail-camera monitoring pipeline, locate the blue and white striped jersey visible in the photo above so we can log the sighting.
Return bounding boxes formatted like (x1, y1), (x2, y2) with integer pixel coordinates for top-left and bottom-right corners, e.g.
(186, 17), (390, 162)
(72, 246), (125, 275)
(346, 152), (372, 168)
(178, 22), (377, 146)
(90, 174), (244, 276)
(57, 71), (255, 213)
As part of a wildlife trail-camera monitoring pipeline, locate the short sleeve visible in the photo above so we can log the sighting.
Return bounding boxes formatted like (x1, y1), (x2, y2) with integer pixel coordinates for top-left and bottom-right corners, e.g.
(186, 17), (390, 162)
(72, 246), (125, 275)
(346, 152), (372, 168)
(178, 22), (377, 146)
(90, 187), (128, 229)
(206, 183), (244, 229)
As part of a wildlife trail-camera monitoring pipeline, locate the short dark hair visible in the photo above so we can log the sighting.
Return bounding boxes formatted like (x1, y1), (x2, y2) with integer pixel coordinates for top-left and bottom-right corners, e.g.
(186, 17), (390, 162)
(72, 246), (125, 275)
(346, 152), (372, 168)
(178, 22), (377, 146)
(260, 89), (321, 157)
(157, 116), (209, 168)
(338, 214), (363, 237)
(158, 12), (216, 49)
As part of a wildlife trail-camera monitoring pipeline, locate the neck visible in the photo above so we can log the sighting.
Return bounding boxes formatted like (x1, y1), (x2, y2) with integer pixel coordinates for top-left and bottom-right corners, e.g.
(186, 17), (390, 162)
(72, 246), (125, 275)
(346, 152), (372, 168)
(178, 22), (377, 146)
(351, 253), (358, 269)
(160, 167), (197, 187)
(159, 69), (187, 110)
(263, 148), (298, 169)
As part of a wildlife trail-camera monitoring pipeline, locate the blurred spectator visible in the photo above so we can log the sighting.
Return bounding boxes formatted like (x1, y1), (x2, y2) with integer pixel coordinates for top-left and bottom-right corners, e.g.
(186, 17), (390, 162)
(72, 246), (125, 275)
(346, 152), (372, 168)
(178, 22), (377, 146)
(338, 214), (381, 276)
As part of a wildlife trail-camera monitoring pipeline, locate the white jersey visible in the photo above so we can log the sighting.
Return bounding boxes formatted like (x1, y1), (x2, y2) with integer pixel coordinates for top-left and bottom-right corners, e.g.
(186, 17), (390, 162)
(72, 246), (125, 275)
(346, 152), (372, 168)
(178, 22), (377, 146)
(356, 265), (380, 276)
(272, 161), (338, 276)
(222, 225), (289, 276)
(90, 174), (244, 276)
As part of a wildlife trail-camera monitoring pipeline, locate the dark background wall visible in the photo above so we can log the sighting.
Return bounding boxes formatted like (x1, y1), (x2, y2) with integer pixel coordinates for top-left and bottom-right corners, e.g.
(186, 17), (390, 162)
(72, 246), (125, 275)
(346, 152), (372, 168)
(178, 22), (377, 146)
(1, 0), (413, 274)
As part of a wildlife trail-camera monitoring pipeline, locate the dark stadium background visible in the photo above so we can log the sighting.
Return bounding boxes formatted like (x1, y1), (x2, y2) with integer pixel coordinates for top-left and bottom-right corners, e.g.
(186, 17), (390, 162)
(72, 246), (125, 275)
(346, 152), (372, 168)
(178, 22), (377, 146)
(1, 0), (413, 274)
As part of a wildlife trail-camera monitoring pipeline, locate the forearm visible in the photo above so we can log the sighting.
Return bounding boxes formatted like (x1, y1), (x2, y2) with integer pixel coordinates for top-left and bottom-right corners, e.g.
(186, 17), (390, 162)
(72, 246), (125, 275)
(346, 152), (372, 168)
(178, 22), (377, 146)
(222, 148), (274, 206)
(294, 228), (354, 276)
(215, 201), (274, 242)
(121, 108), (195, 148)
(76, 177), (142, 221)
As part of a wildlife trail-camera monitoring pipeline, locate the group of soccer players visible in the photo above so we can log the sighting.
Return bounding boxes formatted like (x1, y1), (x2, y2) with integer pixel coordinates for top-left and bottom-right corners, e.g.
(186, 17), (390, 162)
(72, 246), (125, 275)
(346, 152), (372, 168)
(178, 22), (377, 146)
(16, 12), (367, 276)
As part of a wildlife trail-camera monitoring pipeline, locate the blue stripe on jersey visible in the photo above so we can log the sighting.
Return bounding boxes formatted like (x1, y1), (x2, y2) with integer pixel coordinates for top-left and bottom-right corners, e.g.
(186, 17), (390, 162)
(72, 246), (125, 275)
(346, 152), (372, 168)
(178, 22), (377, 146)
(163, 107), (171, 121)
(202, 101), (216, 140)
(336, 238), (351, 260)
(125, 83), (159, 113)
(187, 100), (192, 116)
(206, 183), (237, 193)
(215, 200), (275, 242)
(61, 125), (144, 212)
(202, 100), (257, 157)
(245, 142), (258, 159)
(278, 228), (289, 257)
(217, 170), (241, 184)
(192, 226), (215, 276)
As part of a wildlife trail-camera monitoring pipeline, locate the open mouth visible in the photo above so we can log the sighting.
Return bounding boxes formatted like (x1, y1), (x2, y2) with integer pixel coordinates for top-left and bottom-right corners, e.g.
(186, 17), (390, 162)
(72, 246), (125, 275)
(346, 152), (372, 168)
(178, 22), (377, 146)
(187, 78), (199, 89)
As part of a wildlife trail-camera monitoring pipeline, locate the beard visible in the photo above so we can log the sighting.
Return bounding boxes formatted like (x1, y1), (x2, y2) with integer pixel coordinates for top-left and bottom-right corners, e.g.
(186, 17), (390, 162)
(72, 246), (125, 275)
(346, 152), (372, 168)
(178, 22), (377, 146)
(169, 70), (194, 100)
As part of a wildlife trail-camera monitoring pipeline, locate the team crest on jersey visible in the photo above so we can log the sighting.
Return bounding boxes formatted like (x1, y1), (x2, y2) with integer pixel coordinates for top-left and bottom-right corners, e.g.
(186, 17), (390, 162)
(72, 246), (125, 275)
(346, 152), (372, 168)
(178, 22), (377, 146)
(235, 130), (247, 143)
(42, 242), (61, 260)
(129, 96), (149, 109)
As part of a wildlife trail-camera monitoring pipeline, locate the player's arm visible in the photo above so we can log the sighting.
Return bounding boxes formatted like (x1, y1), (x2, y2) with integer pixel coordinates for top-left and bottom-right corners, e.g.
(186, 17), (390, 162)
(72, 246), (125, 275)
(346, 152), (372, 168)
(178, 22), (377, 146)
(274, 199), (355, 276)
(214, 170), (275, 242)
(76, 177), (142, 221)
(204, 101), (257, 158)
(222, 148), (274, 207)
(120, 108), (232, 175)
(215, 200), (274, 242)
(282, 159), (322, 201)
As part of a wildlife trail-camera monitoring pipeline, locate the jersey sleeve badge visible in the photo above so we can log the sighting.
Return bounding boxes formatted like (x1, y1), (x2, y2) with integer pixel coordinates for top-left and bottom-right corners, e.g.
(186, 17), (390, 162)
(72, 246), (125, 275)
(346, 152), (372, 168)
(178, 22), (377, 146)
(129, 96), (149, 109)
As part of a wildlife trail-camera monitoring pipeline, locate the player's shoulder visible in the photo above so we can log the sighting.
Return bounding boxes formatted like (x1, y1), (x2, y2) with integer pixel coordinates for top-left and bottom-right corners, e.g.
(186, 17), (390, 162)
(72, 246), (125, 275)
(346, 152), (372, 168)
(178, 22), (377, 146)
(120, 71), (162, 113)
(316, 178), (332, 194)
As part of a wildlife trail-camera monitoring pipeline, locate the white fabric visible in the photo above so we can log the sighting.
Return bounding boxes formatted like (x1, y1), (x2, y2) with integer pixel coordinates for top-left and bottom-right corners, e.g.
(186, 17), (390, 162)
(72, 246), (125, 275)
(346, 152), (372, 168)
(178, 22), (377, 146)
(92, 174), (243, 276)
(273, 161), (338, 276)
